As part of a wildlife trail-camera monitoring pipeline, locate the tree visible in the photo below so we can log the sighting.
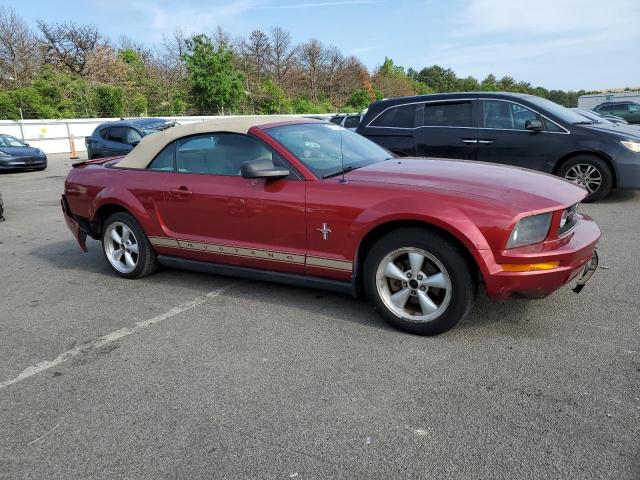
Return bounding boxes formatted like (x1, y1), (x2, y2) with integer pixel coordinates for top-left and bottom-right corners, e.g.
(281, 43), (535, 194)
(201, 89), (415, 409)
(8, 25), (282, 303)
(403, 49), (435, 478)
(298, 39), (327, 102)
(183, 34), (245, 115)
(37, 21), (106, 76)
(372, 57), (416, 98)
(93, 84), (124, 117)
(269, 27), (297, 87)
(0, 6), (39, 88)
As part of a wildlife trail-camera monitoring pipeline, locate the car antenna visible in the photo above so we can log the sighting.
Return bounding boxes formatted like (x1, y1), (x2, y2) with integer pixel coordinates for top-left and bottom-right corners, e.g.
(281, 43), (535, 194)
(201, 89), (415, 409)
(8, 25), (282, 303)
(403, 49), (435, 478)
(339, 125), (348, 184)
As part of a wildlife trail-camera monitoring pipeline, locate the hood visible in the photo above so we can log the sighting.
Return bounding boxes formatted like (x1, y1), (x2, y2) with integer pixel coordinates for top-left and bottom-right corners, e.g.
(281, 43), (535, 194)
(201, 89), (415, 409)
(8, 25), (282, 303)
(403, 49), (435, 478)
(0, 146), (44, 157)
(346, 158), (586, 212)
(581, 121), (640, 139)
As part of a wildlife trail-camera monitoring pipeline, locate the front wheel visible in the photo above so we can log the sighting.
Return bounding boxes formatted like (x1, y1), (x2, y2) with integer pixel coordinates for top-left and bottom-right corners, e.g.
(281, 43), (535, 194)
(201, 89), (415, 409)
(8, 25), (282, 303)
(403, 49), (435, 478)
(363, 228), (476, 335)
(557, 155), (613, 202)
(102, 212), (158, 278)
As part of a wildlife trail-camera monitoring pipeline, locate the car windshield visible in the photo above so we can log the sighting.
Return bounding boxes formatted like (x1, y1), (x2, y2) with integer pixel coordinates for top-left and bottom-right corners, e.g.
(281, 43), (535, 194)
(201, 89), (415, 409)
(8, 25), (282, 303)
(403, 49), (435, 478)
(573, 108), (611, 124)
(0, 135), (25, 147)
(524, 96), (587, 124)
(267, 123), (392, 178)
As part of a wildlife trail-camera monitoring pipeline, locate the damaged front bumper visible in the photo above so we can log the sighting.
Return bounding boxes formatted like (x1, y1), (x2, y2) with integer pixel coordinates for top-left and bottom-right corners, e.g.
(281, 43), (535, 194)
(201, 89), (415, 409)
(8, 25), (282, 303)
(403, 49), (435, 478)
(61, 194), (87, 252)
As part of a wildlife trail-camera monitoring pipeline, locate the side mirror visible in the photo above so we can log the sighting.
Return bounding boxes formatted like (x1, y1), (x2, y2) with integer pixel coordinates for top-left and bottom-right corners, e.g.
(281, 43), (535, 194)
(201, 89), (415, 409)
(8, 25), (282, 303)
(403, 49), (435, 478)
(130, 140), (140, 147)
(24, 143), (30, 147)
(241, 159), (289, 179)
(525, 119), (544, 132)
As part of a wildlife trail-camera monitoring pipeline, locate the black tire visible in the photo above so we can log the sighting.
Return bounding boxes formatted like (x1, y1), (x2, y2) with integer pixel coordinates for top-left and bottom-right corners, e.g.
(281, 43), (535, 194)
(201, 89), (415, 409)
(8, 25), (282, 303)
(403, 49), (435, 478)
(363, 228), (476, 335)
(101, 212), (158, 279)
(557, 155), (613, 202)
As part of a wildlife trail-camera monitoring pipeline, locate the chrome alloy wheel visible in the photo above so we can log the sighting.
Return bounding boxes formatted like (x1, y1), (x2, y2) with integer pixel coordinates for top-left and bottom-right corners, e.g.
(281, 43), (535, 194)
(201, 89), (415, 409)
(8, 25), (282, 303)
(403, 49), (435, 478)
(104, 221), (139, 274)
(564, 164), (602, 194)
(375, 247), (452, 323)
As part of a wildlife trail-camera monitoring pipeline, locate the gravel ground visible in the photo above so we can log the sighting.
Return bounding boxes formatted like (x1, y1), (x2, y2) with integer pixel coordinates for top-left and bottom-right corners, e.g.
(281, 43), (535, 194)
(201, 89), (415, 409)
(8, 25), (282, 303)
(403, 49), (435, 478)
(0, 153), (638, 479)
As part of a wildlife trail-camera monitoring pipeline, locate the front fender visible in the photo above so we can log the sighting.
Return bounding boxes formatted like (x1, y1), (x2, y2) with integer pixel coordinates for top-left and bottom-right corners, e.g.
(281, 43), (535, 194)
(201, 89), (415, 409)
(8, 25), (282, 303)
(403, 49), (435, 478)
(349, 195), (503, 282)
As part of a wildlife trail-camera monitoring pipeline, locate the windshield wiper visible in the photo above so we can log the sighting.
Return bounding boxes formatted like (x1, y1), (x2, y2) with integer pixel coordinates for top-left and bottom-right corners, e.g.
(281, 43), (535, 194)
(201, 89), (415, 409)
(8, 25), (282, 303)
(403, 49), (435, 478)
(323, 165), (362, 179)
(573, 120), (597, 125)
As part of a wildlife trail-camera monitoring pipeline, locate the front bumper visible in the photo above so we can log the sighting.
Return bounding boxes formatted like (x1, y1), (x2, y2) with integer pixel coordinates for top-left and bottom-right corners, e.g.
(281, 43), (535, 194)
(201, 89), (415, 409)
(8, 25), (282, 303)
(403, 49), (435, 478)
(0, 156), (47, 170)
(615, 151), (640, 189)
(482, 214), (601, 300)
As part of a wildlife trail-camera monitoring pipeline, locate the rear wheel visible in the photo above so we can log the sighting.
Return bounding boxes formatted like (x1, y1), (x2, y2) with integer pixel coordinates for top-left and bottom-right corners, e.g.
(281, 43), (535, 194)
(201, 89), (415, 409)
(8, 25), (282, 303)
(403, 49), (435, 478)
(102, 212), (158, 278)
(557, 155), (613, 202)
(363, 228), (476, 335)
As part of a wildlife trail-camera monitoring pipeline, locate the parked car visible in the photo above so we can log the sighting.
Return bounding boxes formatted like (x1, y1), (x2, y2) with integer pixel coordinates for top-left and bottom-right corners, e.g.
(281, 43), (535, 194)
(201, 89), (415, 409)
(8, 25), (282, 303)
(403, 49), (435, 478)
(571, 108), (628, 126)
(85, 118), (176, 159)
(0, 134), (47, 171)
(356, 92), (640, 202)
(593, 101), (640, 124)
(62, 116), (600, 336)
(329, 113), (363, 131)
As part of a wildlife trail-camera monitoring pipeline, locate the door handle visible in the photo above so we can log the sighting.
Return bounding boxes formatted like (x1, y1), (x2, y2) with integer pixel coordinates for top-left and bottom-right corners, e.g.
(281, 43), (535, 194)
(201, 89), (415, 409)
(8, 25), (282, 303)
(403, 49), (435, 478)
(477, 139), (495, 144)
(461, 139), (478, 144)
(169, 187), (193, 197)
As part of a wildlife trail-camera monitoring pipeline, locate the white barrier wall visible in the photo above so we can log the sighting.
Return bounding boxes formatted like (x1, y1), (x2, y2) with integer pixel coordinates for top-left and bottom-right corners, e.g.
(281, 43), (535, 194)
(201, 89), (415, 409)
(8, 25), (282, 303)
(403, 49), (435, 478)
(0, 115), (329, 154)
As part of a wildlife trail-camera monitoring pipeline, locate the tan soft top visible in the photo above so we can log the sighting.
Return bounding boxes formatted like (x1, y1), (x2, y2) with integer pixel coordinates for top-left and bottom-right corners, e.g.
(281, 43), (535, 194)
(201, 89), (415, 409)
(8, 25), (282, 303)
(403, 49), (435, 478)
(116, 115), (306, 169)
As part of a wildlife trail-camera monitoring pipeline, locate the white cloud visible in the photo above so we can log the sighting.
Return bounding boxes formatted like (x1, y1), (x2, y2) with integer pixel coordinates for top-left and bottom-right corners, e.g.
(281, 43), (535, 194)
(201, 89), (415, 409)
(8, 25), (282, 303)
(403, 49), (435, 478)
(409, 0), (640, 90)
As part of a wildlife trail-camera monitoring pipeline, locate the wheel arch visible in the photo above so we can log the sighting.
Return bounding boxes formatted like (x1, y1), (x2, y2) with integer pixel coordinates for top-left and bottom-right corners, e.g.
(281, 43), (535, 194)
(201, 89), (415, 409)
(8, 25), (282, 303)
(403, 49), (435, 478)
(553, 151), (617, 188)
(354, 219), (484, 293)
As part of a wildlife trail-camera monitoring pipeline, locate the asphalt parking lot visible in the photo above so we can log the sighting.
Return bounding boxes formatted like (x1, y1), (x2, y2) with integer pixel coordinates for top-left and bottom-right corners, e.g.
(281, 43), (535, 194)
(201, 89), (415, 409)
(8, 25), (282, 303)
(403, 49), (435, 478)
(1, 153), (639, 479)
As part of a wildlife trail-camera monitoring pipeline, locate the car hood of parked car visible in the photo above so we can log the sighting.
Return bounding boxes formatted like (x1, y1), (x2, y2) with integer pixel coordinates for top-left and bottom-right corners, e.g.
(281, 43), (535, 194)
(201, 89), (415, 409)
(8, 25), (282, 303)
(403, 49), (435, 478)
(0, 146), (44, 157)
(581, 121), (640, 138)
(346, 158), (585, 212)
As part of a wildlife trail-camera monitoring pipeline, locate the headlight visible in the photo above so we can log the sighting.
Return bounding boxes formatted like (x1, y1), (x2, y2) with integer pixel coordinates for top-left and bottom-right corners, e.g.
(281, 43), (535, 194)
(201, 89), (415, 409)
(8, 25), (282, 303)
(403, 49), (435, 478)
(506, 212), (552, 249)
(559, 204), (579, 235)
(621, 140), (640, 153)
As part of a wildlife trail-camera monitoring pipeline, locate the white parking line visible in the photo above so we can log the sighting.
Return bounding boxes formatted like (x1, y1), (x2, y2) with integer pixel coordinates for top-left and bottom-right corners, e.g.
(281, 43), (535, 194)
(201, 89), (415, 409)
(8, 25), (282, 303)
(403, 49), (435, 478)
(0, 285), (233, 390)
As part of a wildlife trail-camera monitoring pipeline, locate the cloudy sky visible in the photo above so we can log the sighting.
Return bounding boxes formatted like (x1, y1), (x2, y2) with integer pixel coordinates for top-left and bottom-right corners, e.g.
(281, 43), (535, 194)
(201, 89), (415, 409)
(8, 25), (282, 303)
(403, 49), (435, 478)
(5, 0), (639, 90)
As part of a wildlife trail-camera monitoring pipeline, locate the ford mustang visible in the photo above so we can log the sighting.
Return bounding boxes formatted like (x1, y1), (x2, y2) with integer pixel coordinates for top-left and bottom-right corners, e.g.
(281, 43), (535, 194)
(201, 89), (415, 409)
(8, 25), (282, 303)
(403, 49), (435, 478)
(61, 116), (600, 335)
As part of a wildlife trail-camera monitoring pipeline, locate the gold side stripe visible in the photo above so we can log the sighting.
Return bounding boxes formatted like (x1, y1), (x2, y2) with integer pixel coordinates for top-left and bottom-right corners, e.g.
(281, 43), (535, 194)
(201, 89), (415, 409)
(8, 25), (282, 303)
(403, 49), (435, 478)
(306, 256), (353, 271)
(149, 236), (180, 248)
(148, 236), (353, 271)
(177, 240), (305, 264)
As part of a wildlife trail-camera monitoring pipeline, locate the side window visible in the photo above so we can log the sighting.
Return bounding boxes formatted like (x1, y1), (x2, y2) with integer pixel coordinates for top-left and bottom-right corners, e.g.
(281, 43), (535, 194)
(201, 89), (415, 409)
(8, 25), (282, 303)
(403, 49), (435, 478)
(175, 133), (277, 176)
(482, 100), (539, 130)
(544, 120), (564, 133)
(98, 128), (109, 140)
(329, 116), (343, 125)
(370, 104), (416, 128)
(125, 128), (142, 145)
(147, 142), (175, 172)
(627, 104), (640, 112)
(344, 115), (361, 129)
(423, 102), (472, 127)
(108, 126), (125, 142)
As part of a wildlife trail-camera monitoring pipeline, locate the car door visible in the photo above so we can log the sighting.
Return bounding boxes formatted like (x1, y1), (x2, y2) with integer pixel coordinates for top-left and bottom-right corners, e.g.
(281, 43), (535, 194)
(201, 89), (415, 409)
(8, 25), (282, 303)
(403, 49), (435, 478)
(364, 103), (419, 156)
(475, 98), (567, 172)
(103, 126), (132, 157)
(155, 132), (307, 274)
(414, 99), (478, 160)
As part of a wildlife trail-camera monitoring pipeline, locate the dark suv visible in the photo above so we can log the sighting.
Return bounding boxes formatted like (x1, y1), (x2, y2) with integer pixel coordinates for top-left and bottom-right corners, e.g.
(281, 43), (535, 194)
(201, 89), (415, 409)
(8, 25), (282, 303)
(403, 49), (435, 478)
(593, 101), (640, 124)
(85, 118), (175, 159)
(356, 92), (640, 201)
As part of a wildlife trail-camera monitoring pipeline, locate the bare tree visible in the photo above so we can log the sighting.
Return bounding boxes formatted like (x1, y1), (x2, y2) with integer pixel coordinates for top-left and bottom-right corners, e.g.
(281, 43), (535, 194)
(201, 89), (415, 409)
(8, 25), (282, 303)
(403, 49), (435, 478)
(211, 26), (231, 49)
(161, 27), (188, 62)
(269, 26), (297, 87)
(37, 21), (107, 75)
(241, 29), (271, 80)
(298, 39), (326, 102)
(0, 6), (40, 87)
(324, 45), (346, 105)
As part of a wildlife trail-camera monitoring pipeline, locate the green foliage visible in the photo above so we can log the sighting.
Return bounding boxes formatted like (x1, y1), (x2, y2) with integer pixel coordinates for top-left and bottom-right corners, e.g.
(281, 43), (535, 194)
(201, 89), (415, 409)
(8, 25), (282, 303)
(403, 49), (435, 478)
(0, 91), (20, 120)
(291, 96), (333, 114)
(255, 79), (291, 114)
(131, 93), (148, 116)
(93, 84), (125, 117)
(345, 89), (372, 111)
(183, 34), (245, 114)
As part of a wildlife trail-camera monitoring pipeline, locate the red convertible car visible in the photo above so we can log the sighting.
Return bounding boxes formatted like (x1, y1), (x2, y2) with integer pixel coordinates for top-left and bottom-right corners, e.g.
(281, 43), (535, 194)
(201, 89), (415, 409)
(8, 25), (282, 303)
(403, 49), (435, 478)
(62, 116), (600, 335)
